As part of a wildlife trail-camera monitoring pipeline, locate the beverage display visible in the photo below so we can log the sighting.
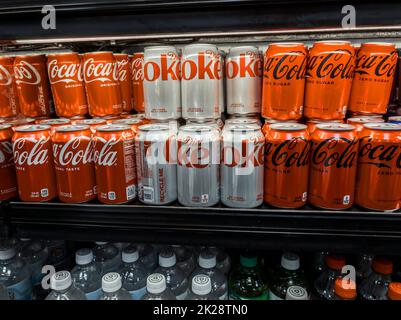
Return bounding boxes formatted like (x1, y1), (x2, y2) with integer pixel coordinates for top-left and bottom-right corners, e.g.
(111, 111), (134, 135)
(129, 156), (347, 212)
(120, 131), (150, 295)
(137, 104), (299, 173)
(359, 257), (393, 300)
(114, 53), (133, 113)
(46, 271), (86, 300)
(98, 272), (132, 300)
(262, 43), (307, 120)
(131, 52), (145, 113)
(0, 124), (17, 200)
(187, 275), (216, 300)
(314, 254), (346, 299)
(0, 56), (19, 118)
(141, 273), (176, 300)
(226, 46), (262, 115)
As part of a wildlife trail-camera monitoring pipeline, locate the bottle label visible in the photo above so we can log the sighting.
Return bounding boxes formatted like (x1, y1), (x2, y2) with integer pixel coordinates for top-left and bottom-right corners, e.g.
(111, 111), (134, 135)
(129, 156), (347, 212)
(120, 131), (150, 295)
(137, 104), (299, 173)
(86, 288), (101, 300)
(7, 278), (32, 300)
(229, 291), (269, 300)
(176, 289), (189, 300)
(129, 286), (147, 300)
(269, 290), (283, 300)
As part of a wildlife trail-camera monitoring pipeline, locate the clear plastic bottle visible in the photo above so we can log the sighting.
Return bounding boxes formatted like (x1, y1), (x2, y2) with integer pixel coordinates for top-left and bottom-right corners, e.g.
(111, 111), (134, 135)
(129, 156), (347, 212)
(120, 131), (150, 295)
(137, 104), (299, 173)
(208, 247), (231, 275)
(118, 245), (147, 300)
(387, 282), (401, 300)
(314, 254), (346, 300)
(0, 240), (32, 300)
(71, 248), (102, 300)
(187, 274), (216, 300)
(359, 257), (393, 300)
(171, 245), (196, 278)
(138, 244), (158, 273)
(93, 242), (121, 275)
(155, 248), (189, 300)
(285, 286), (309, 300)
(332, 278), (357, 300)
(45, 271), (86, 300)
(98, 272), (132, 300)
(269, 252), (310, 300)
(141, 273), (176, 300)
(191, 249), (228, 300)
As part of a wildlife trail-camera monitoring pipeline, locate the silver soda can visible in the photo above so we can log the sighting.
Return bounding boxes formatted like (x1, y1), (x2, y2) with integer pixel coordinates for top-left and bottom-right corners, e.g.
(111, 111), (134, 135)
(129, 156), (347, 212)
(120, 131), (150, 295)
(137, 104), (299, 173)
(143, 46), (181, 120)
(218, 50), (226, 115)
(186, 119), (222, 131)
(226, 46), (262, 115)
(181, 43), (222, 120)
(177, 124), (221, 206)
(150, 119), (181, 134)
(224, 117), (262, 131)
(221, 124), (265, 208)
(135, 123), (177, 205)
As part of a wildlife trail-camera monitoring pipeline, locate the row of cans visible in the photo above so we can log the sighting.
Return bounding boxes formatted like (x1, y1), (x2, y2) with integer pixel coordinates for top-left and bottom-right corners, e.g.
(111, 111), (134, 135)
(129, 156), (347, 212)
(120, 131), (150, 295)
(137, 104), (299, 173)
(1, 117), (401, 211)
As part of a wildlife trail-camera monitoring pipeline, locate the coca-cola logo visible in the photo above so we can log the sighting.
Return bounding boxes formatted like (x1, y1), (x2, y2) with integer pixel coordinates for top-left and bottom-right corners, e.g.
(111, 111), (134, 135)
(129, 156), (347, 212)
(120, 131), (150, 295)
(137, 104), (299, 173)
(177, 137), (219, 168)
(306, 49), (354, 80)
(0, 141), (13, 164)
(265, 138), (311, 167)
(264, 51), (307, 81)
(116, 59), (129, 82)
(14, 61), (41, 85)
(93, 137), (120, 166)
(13, 137), (50, 166)
(83, 58), (119, 83)
(48, 59), (83, 84)
(131, 57), (144, 82)
(144, 52), (180, 81)
(226, 52), (262, 79)
(0, 65), (12, 86)
(53, 137), (93, 166)
(311, 138), (358, 168)
(358, 137), (401, 168)
(354, 50), (397, 78)
(181, 51), (222, 80)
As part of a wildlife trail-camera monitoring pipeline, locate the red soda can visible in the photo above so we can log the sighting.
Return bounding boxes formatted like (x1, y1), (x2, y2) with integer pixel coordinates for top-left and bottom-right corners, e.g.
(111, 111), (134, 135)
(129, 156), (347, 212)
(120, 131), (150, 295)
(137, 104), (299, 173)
(37, 118), (71, 134)
(131, 52), (145, 113)
(12, 124), (57, 201)
(75, 118), (107, 133)
(0, 124), (18, 200)
(346, 117), (384, 132)
(112, 118), (143, 134)
(5, 117), (36, 131)
(115, 53), (133, 113)
(306, 119), (343, 135)
(0, 56), (19, 118)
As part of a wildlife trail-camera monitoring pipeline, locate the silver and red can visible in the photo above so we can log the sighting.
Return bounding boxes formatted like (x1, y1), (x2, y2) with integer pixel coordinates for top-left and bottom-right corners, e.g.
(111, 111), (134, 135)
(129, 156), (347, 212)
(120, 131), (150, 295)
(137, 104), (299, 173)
(0, 124), (17, 200)
(114, 53), (133, 113)
(221, 124), (265, 208)
(226, 46), (262, 115)
(143, 46), (181, 120)
(93, 124), (137, 204)
(186, 119), (223, 131)
(177, 124), (220, 207)
(135, 123), (177, 205)
(181, 43), (222, 120)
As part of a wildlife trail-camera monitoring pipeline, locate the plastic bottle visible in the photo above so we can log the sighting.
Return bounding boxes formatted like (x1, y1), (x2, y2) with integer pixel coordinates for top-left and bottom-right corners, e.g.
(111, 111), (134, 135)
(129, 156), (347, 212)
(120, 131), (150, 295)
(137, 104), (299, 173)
(208, 247), (231, 275)
(187, 274), (216, 300)
(229, 255), (269, 300)
(359, 257), (393, 300)
(137, 244), (158, 273)
(118, 245), (147, 300)
(98, 272), (132, 300)
(93, 242), (121, 275)
(191, 249), (228, 300)
(387, 282), (401, 300)
(269, 252), (310, 300)
(314, 254), (346, 300)
(332, 278), (357, 300)
(285, 286), (309, 300)
(45, 271), (86, 300)
(155, 248), (189, 300)
(0, 240), (32, 300)
(356, 253), (374, 282)
(45, 240), (69, 270)
(171, 245), (196, 278)
(141, 273), (176, 300)
(71, 248), (102, 300)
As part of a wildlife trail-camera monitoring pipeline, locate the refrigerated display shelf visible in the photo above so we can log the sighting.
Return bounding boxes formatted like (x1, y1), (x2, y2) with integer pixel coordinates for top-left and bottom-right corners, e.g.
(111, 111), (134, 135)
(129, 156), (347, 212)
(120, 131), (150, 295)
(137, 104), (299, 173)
(1, 200), (401, 254)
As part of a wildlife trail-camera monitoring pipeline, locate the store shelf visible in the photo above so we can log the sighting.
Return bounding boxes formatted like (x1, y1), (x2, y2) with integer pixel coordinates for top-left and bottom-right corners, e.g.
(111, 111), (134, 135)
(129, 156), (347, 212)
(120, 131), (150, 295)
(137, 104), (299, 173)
(1, 201), (401, 254)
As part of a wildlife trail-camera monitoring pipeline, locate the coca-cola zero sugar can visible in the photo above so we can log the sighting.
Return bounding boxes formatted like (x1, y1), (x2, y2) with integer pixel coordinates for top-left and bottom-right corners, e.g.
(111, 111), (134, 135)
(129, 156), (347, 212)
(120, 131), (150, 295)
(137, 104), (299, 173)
(0, 124), (17, 200)
(0, 56), (19, 118)
(114, 53), (134, 113)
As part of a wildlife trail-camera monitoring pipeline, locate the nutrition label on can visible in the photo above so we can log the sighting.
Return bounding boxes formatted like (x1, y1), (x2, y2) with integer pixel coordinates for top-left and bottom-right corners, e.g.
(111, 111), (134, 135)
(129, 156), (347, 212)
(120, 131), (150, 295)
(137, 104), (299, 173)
(123, 139), (135, 183)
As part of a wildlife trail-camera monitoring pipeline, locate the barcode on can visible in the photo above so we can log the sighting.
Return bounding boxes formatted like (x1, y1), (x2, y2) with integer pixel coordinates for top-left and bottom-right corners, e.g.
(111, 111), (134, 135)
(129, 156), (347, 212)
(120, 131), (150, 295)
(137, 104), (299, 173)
(108, 191), (116, 201)
(343, 195), (350, 205)
(201, 194), (209, 204)
(41, 188), (49, 197)
(143, 186), (154, 202)
(126, 185), (136, 200)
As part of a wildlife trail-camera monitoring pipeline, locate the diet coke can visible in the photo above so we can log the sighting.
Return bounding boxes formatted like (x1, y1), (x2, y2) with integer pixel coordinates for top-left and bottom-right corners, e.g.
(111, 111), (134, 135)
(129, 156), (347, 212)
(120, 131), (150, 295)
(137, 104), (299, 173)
(181, 44), (222, 120)
(221, 124), (265, 208)
(226, 46), (262, 115)
(135, 123), (177, 205)
(177, 124), (220, 207)
(0, 124), (17, 200)
(143, 46), (181, 120)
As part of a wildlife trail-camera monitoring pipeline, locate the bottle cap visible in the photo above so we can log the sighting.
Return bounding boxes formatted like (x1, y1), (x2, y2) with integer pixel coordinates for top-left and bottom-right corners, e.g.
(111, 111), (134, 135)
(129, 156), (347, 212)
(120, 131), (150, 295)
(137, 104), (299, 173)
(372, 257), (393, 275)
(0, 243), (16, 260)
(285, 286), (309, 300)
(95, 242), (107, 245)
(159, 249), (176, 268)
(50, 271), (72, 291)
(122, 245), (139, 263)
(281, 252), (300, 271)
(325, 254), (346, 271)
(192, 274), (212, 295)
(102, 272), (122, 293)
(199, 250), (217, 269)
(388, 282), (401, 300)
(240, 255), (257, 268)
(147, 273), (166, 294)
(334, 278), (357, 300)
(75, 248), (93, 265)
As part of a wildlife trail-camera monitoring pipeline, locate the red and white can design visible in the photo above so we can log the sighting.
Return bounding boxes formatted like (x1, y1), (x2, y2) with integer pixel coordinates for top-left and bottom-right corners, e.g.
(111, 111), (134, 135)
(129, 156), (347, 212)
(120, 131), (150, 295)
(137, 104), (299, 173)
(115, 53), (133, 113)
(83, 52), (122, 117)
(12, 125), (57, 201)
(131, 52), (145, 113)
(75, 118), (107, 133)
(226, 46), (262, 115)
(143, 46), (181, 120)
(52, 124), (96, 203)
(0, 56), (19, 118)
(37, 118), (71, 134)
(0, 124), (18, 200)
(181, 44), (223, 120)
(93, 124), (137, 204)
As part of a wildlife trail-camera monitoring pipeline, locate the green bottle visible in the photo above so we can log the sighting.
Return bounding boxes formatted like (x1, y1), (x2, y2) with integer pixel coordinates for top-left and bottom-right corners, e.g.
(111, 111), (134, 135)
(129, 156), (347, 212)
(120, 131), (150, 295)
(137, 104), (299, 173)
(229, 255), (269, 300)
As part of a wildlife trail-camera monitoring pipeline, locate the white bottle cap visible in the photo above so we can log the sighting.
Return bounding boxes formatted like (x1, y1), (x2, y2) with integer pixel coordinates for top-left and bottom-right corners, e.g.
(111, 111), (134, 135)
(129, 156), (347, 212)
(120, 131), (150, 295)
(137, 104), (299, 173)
(0, 245), (16, 260)
(192, 274), (212, 296)
(75, 248), (93, 265)
(281, 252), (300, 271)
(95, 242), (107, 245)
(199, 251), (217, 269)
(122, 246), (139, 263)
(50, 271), (72, 291)
(102, 272), (122, 293)
(147, 273), (166, 294)
(285, 286), (309, 300)
(159, 249), (176, 268)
